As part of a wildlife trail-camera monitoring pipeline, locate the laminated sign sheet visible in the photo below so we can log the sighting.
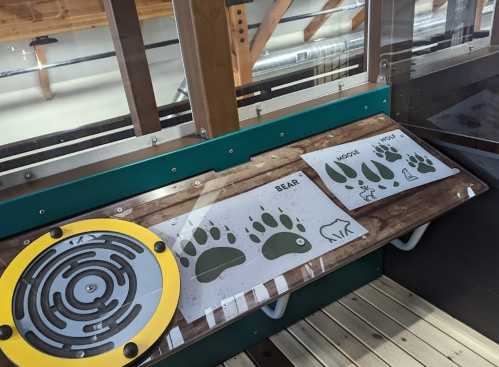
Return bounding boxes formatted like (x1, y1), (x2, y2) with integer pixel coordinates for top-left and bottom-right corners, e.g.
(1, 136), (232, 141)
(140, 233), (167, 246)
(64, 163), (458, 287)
(301, 129), (459, 210)
(149, 172), (367, 323)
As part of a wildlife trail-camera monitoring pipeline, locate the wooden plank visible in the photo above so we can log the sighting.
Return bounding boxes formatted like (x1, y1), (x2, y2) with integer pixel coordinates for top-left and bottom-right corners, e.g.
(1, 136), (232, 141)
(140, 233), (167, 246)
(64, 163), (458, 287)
(323, 303), (424, 367)
(288, 320), (355, 367)
(306, 311), (389, 367)
(339, 293), (461, 367)
(0, 0), (173, 43)
(250, 0), (293, 65)
(433, 0), (448, 11)
(304, 0), (343, 42)
(33, 46), (54, 100)
(173, 0), (240, 138)
(351, 8), (365, 31)
(371, 276), (499, 366)
(491, 0), (499, 46)
(367, 1), (382, 83)
(103, 0), (161, 136)
(224, 353), (256, 367)
(229, 5), (252, 86)
(355, 285), (496, 367)
(246, 339), (294, 367)
(0, 115), (489, 367)
(474, 0), (487, 30)
(270, 330), (324, 367)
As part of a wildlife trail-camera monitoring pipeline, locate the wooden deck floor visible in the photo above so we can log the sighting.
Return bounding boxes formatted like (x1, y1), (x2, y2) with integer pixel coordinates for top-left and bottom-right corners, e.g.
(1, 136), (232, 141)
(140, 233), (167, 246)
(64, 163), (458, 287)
(222, 276), (499, 367)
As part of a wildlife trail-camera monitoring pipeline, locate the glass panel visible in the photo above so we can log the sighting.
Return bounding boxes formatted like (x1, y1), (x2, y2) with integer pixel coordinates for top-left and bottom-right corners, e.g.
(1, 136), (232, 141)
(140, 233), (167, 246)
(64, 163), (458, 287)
(230, 0), (368, 115)
(381, 0), (499, 144)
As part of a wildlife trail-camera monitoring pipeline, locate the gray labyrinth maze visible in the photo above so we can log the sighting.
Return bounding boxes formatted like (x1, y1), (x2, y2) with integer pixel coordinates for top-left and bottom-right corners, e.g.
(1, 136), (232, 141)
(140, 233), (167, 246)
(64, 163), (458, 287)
(12, 232), (163, 359)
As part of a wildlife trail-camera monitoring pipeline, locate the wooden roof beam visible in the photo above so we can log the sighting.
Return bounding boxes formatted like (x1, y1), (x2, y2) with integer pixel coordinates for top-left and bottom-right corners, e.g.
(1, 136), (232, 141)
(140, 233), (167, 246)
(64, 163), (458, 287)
(351, 8), (365, 31)
(304, 0), (343, 42)
(250, 0), (293, 66)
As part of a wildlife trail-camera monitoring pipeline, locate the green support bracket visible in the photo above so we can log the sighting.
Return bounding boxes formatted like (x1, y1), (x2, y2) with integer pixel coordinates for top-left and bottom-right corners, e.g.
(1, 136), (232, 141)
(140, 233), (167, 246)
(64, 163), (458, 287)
(0, 86), (390, 240)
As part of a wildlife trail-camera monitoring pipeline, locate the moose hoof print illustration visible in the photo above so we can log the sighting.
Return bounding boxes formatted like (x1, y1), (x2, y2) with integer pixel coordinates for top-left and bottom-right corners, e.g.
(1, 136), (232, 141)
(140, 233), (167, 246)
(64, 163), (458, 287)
(407, 153), (436, 174)
(247, 207), (312, 260)
(373, 144), (402, 162)
(178, 222), (246, 283)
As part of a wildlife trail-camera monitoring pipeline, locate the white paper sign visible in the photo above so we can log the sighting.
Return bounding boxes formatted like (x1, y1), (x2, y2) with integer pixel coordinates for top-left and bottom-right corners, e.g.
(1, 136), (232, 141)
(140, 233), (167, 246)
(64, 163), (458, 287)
(150, 172), (367, 323)
(301, 129), (459, 210)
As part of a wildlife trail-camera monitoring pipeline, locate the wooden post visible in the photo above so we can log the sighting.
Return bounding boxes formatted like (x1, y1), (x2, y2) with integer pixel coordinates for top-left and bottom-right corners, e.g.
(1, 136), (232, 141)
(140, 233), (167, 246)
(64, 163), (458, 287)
(304, 0), (343, 42)
(33, 46), (53, 100)
(491, 0), (499, 46)
(229, 5), (252, 86)
(250, 0), (293, 65)
(367, 0), (382, 83)
(103, 0), (161, 136)
(173, 0), (239, 138)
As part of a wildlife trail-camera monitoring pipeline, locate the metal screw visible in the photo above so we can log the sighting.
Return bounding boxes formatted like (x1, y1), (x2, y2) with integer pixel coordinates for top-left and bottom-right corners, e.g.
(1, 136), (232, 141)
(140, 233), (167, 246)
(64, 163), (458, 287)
(0, 325), (13, 340)
(23, 239), (31, 246)
(154, 241), (166, 253)
(280, 132), (285, 137)
(115, 207), (124, 214)
(24, 171), (33, 180)
(85, 284), (98, 293)
(151, 136), (159, 147)
(171, 167), (177, 174)
(338, 82), (344, 91)
(364, 105), (368, 110)
(123, 342), (139, 359)
(199, 128), (208, 139)
(50, 227), (63, 239)
(75, 351), (85, 358)
(382, 99), (387, 104)
(194, 180), (201, 187)
(256, 105), (263, 117)
(228, 148), (234, 154)
(39, 209), (46, 215)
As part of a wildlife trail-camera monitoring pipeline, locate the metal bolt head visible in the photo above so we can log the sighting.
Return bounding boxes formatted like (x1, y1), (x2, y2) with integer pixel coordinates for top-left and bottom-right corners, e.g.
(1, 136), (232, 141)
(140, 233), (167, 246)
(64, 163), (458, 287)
(23, 239), (31, 246)
(0, 325), (13, 340)
(115, 207), (124, 214)
(199, 128), (208, 139)
(171, 167), (177, 174)
(280, 132), (285, 138)
(154, 241), (166, 253)
(228, 148), (234, 154)
(24, 171), (33, 180)
(194, 180), (201, 187)
(49, 227), (63, 239)
(151, 136), (158, 146)
(39, 209), (46, 215)
(123, 342), (139, 359)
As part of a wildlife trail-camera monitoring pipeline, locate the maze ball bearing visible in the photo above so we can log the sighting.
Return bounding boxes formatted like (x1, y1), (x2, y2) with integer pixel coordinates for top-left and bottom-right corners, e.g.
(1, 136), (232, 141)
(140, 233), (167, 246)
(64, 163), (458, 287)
(0, 219), (180, 367)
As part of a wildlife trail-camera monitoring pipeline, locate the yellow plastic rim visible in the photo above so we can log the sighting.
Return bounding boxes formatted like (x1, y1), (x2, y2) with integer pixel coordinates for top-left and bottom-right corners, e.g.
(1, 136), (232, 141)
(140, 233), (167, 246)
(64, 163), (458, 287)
(0, 219), (180, 367)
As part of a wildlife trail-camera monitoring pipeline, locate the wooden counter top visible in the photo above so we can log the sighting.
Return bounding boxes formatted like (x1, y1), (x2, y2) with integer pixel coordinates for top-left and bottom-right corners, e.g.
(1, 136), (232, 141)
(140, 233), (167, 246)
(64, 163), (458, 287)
(0, 114), (488, 367)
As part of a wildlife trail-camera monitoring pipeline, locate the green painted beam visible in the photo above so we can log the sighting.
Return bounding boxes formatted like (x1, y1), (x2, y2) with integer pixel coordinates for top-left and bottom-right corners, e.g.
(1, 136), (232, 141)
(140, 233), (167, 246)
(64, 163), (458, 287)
(0, 86), (390, 239)
(152, 249), (383, 367)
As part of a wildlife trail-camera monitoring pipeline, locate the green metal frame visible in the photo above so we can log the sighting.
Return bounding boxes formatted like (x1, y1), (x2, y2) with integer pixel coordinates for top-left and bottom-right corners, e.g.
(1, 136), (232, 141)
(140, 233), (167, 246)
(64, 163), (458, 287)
(0, 86), (390, 239)
(154, 250), (383, 367)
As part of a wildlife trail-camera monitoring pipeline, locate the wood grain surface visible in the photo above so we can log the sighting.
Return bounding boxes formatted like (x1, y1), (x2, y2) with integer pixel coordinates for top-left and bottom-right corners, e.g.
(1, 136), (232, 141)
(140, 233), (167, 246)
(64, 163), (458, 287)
(0, 114), (488, 367)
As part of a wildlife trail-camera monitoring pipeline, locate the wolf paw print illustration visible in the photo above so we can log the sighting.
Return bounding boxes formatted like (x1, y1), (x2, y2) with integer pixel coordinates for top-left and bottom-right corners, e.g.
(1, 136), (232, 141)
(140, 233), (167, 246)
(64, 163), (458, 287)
(246, 207), (312, 260)
(320, 219), (354, 244)
(407, 153), (436, 174)
(373, 144), (402, 162)
(177, 221), (246, 283)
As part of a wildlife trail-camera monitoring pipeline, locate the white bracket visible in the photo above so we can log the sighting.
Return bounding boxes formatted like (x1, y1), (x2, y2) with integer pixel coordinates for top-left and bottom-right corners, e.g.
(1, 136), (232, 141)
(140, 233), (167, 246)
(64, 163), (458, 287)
(391, 222), (431, 251)
(261, 293), (291, 320)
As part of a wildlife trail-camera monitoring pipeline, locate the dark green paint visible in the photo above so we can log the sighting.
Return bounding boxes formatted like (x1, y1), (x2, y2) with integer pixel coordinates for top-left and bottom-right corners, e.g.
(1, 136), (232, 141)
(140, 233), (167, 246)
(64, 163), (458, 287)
(0, 86), (390, 240)
(183, 241), (197, 256)
(194, 247), (246, 283)
(325, 163), (347, 183)
(193, 228), (208, 245)
(371, 160), (395, 180)
(261, 232), (312, 260)
(361, 163), (381, 183)
(279, 214), (293, 230)
(261, 212), (278, 228)
(153, 250), (383, 367)
(335, 161), (357, 179)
